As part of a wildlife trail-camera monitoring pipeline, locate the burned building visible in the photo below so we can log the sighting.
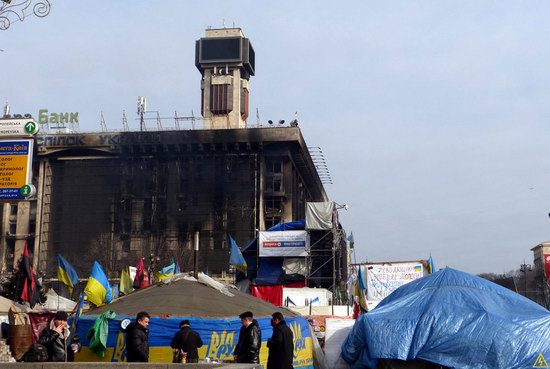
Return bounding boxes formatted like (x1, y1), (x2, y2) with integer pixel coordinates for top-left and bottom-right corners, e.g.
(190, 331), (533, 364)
(0, 28), (347, 292)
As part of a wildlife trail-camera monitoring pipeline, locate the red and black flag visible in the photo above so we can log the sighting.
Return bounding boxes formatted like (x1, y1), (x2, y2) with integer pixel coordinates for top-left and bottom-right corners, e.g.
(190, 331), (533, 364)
(20, 241), (40, 307)
(133, 257), (149, 289)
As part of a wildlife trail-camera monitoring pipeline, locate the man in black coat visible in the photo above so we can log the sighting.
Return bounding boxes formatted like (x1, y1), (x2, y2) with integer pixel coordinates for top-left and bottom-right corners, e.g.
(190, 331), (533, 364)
(38, 311), (81, 362)
(267, 312), (294, 369)
(125, 311), (150, 362)
(170, 320), (203, 363)
(234, 311), (261, 364)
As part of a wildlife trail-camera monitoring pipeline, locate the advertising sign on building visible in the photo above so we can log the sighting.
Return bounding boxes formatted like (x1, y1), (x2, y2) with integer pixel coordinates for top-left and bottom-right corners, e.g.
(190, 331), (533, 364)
(364, 262), (424, 301)
(259, 230), (309, 257)
(0, 139), (35, 200)
(544, 254), (550, 281)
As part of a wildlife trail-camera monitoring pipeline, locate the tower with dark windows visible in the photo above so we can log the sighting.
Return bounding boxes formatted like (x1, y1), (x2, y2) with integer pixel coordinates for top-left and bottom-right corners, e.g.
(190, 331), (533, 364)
(195, 28), (255, 129)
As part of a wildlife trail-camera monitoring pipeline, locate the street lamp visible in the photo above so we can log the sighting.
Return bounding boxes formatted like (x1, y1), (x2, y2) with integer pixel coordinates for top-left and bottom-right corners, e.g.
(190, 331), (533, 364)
(520, 261), (532, 298)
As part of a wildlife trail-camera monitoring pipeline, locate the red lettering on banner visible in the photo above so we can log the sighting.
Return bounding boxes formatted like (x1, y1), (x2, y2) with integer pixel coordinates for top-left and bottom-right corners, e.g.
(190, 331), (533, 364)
(544, 254), (550, 281)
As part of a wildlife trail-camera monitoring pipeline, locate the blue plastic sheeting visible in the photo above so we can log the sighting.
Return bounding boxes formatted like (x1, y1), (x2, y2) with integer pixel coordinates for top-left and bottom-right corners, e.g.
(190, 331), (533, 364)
(267, 220), (305, 231)
(341, 268), (550, 369)
(256, 257), (284, 284)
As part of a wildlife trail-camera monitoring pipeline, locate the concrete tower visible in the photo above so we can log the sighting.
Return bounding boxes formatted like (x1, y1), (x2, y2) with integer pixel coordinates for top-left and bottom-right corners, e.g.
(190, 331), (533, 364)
(195, 28), (255, 129)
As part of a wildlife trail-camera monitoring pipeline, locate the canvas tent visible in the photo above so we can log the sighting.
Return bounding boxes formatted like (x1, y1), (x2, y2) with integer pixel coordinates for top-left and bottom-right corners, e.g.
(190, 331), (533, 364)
(342, 268), (550, 369)
(43, 289), (77, 312)
(76, 273), (317, 367)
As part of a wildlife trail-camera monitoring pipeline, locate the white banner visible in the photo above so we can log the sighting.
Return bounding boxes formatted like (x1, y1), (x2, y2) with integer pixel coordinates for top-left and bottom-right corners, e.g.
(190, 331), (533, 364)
(258, 230), (309, 257)
(365, 263), (424, 301)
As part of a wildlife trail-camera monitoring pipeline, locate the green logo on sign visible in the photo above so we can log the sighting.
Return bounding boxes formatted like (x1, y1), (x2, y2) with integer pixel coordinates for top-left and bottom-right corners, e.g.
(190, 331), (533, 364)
(19, 185), (32, 197)
(24, 121), (38, 134)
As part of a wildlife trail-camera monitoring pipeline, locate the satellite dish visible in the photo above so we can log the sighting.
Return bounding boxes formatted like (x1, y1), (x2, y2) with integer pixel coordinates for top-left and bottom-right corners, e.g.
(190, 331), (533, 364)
(278, 120), (285, 124)
(268, 120), (273, 125)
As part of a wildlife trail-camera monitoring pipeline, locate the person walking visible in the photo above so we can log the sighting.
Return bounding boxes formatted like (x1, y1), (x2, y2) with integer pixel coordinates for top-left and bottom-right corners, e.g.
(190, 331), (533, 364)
(125, 311), (150, 362)
(234, 311), (261, 364)
(267, 312), (294, 369)
(170, 320), (203, 363)
(38, 311), (81, 362)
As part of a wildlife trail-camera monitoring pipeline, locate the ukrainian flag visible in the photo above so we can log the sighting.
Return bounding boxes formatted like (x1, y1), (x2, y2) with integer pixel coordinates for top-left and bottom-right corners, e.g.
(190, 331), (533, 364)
(229, 235), (247, 273)
(155, 262), (175, 282)
(84, 261), (113, 307)
(57, 254), (79, 296)
(71, 293), (86, 331)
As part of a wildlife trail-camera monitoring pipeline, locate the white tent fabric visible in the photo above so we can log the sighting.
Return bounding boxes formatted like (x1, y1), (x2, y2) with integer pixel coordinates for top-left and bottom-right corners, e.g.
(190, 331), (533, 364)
(0, 295), (32, 314)
(305, 202), (334, 230)
(43, 289), (76, 312)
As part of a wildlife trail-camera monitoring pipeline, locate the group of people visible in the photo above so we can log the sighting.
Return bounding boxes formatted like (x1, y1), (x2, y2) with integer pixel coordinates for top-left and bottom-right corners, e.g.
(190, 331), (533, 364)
(35, 309), (295, 369)
(126, 310), (295, 368)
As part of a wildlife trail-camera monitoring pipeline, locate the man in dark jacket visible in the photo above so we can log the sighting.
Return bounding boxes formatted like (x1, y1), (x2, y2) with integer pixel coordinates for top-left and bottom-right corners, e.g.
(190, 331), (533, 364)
(38, 311), (81, 362)
(267, 312), (294, 369)
(234, 311), (261, 364)
(170, 319), (203, 363)
(125, 311), (150, 362)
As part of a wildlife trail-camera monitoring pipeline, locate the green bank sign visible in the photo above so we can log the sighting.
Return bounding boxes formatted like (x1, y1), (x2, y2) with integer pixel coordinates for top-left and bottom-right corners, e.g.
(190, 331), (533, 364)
(38, 109), (79, 125)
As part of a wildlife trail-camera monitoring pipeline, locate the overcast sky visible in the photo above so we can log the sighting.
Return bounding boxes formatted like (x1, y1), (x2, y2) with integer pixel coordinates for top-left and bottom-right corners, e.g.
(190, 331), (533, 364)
(2, 1), (550, 274)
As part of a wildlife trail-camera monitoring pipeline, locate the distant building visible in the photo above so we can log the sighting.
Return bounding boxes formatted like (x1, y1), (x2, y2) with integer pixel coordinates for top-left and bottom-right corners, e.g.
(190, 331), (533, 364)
(0, 28), (348, 293)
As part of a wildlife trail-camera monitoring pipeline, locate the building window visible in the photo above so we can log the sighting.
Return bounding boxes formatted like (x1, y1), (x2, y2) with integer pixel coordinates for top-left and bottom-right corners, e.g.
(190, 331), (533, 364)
(265, 216), (281, 230)
(240, 87), (249, 120)
(265, 158), (284, 194)
(210, 84), (233, 114)
(8, 221), (16, 235)
(10, 205), (17, 216)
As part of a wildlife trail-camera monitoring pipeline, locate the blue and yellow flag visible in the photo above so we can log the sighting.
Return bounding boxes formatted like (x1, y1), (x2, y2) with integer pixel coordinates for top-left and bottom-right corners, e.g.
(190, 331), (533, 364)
(57, 254), (79, 296)
(71, 292), (86, 331)
(119, 267), (133, 295)
(155, 262), (175, 282)
(84, 261), (113, 307)
(229, 235), (247, 273)
(428, 255), (436, 274)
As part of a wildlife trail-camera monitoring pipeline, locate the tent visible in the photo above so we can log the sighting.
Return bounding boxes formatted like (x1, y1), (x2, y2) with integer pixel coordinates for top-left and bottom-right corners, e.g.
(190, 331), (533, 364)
(43, 289), (77, 312)
(76, 273), (316, 367)
(342, 268), (550, 369)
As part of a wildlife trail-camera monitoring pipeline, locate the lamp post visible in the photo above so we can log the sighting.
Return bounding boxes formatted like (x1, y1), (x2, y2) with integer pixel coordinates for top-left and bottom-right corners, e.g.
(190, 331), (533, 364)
(520, 261), (532, 298)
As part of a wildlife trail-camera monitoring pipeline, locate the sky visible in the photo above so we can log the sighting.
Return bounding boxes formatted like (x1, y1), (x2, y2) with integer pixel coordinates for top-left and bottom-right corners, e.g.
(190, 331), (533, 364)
(2, 1), (550, 274)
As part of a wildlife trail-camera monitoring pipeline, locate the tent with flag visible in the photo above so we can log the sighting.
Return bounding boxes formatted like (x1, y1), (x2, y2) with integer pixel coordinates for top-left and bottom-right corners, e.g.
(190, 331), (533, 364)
(75, 273), (317, 368)
(84, 261), (113, 307)
(342, 268), (550, 369)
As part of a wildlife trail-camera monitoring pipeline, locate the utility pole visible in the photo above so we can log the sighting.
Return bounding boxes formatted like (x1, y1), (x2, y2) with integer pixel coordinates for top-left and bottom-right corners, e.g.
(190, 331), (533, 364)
(520, 261), (532, 298)
(193, 230), (200, 279)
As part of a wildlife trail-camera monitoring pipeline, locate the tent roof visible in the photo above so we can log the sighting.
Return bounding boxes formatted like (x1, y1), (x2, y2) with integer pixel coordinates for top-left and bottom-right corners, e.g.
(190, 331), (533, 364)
(342, 267), (550, 369)
(89, 273), (298, 318)
(0, 295), (15, 314)
(43, 289), (77, 312)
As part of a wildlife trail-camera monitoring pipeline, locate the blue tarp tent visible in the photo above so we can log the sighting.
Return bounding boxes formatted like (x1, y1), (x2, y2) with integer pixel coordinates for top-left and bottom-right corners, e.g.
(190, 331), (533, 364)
(341, 267), (550, 369)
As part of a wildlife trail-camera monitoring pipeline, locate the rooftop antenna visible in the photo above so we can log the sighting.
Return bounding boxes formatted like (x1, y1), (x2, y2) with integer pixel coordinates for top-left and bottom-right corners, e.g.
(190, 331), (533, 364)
(100, 111), (108, 132)
(290, 111), (299, 127)
(256, 108), (260, 128)
(222, 18), (226, 28)
(137, 96), (147, 131)
(174, 110), (181, 130)
(122, 110), (129, 131)
(3, 102), (10, 116)
(191, 110), (196, 130)
(156, 111), (163, 130)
